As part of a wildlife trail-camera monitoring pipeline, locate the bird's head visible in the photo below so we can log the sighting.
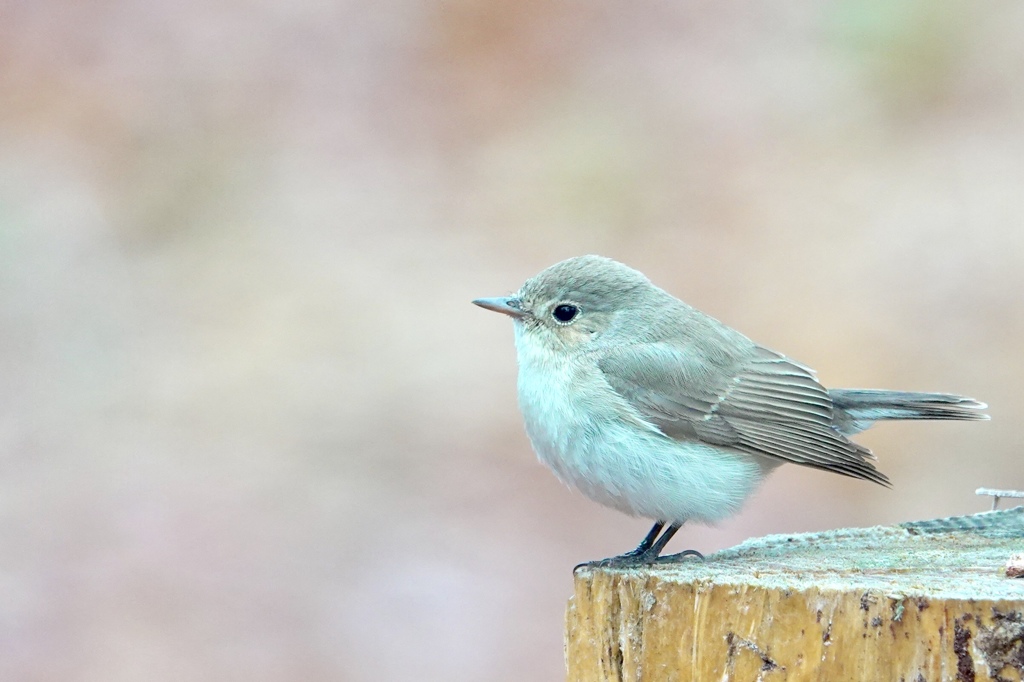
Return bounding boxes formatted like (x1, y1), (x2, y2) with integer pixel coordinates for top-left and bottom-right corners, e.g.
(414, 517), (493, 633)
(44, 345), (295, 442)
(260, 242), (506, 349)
(473, 255), (661, 352)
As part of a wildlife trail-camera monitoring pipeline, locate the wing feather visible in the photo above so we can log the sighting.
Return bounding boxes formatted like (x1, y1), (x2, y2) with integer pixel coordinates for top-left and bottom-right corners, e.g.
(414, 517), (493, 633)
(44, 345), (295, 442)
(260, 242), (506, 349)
(596, 342), (890, 486)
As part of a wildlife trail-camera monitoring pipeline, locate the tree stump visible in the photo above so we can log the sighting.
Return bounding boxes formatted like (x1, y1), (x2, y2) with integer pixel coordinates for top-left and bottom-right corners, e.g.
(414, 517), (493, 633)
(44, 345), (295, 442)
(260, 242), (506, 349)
(567, 508), (1024, 682)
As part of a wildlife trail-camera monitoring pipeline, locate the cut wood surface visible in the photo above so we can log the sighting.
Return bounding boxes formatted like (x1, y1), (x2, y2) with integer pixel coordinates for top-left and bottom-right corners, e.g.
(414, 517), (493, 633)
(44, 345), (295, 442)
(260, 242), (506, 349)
(567, 508), (1024, 682)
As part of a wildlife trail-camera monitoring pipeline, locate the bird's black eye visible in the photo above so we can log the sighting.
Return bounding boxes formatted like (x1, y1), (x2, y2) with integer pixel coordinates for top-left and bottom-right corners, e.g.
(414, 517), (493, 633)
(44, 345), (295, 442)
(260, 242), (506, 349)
(552, 304), (579, 323)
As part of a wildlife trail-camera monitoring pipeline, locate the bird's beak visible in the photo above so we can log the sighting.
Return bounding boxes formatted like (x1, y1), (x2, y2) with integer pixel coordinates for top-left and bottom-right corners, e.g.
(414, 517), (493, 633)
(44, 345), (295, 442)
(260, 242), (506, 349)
(472, 296), (529, 319)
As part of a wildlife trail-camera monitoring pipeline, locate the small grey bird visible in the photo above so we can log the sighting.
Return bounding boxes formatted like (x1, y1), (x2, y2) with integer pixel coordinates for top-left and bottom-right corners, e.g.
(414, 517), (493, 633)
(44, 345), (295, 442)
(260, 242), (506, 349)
(473, 255), (988, 565)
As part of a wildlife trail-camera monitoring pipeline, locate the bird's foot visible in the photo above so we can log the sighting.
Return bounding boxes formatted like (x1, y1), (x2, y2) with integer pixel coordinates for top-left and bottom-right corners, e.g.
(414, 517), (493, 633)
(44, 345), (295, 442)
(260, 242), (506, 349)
(572, 522), (705, 571)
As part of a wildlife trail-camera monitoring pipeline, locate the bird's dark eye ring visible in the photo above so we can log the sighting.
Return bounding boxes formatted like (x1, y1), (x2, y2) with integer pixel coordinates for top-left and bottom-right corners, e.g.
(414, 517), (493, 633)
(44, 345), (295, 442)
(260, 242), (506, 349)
(552, 304), (579, 323)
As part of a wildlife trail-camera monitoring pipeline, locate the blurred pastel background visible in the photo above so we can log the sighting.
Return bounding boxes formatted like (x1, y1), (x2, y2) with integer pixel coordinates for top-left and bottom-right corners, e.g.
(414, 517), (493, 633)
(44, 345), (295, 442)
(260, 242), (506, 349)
(2, 1), (1023, 680)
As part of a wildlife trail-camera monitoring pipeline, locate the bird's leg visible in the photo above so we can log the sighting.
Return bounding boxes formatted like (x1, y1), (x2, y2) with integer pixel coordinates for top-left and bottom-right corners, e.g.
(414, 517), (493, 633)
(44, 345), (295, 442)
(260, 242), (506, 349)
(648, 522), (681, 556)
(652, 522), (704, 562)
(627, 521), (666, 556)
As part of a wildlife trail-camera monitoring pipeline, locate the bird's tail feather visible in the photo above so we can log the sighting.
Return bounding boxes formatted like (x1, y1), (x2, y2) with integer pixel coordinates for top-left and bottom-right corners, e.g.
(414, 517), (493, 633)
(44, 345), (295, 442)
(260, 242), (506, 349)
(830, 389), (988, 435)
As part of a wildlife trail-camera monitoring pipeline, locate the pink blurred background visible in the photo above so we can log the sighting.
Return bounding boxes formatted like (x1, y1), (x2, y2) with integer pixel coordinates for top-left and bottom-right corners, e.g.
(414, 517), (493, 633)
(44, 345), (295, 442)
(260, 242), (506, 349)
(2, 1), (1022, 680)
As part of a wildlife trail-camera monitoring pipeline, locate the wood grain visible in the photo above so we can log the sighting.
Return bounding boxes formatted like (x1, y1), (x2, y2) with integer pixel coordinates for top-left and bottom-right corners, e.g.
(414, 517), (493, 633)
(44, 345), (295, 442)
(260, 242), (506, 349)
(567, 508), (1024, 681)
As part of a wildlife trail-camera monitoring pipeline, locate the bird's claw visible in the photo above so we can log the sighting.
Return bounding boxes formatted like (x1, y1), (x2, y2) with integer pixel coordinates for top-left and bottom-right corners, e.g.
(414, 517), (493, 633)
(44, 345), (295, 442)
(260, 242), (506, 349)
(654, 548), (705, 563)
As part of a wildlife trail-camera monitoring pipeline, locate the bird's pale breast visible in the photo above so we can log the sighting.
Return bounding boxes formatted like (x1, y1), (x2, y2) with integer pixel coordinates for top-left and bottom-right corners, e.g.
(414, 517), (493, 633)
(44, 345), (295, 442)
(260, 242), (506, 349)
(513, 326), (765, 524)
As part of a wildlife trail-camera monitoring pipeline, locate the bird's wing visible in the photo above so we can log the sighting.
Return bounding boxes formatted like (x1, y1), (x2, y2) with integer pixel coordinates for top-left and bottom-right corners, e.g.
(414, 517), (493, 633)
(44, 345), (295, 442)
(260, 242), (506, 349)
(596, 343), (890, 485)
